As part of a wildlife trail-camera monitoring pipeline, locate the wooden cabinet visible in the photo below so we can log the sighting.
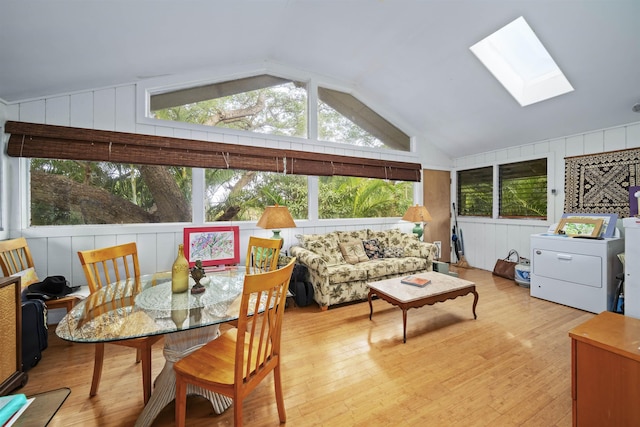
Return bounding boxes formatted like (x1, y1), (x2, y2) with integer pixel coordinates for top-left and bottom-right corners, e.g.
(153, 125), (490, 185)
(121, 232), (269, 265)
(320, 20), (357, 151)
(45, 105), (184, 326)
(569, 311), (640, 426)
(0, 276), (28, 395)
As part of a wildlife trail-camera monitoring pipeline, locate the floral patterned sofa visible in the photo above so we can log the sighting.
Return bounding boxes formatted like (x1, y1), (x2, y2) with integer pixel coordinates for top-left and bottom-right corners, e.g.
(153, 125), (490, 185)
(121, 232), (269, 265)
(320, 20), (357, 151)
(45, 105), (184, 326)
(289, 228), (438, 310)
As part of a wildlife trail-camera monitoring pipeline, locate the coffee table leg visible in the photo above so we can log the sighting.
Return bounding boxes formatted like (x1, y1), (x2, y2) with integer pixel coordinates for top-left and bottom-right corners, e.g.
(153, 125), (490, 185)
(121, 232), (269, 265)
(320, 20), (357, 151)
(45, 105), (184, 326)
(368, 290), (374, 320)
(402, 308), (407, 343)
(472, 289), (479, 319)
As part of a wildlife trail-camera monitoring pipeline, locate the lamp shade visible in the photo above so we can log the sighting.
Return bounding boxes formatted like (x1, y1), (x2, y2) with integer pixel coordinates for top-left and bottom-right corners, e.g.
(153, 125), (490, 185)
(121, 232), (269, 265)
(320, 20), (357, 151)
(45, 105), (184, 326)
(256, 204), (297, 230)
(402, 204), (432, 223)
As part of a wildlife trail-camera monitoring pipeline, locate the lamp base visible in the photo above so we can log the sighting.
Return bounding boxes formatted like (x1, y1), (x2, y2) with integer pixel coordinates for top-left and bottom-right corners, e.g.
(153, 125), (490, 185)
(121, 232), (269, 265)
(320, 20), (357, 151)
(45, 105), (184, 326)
(412, 223), (423, 240)
(271, 230), (284, 249)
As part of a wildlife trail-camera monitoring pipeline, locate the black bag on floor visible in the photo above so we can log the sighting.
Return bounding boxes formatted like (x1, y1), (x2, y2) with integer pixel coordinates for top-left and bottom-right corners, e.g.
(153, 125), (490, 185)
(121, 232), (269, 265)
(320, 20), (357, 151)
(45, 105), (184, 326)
(22, 299), (48, 371)
(291, 281), (314, 307)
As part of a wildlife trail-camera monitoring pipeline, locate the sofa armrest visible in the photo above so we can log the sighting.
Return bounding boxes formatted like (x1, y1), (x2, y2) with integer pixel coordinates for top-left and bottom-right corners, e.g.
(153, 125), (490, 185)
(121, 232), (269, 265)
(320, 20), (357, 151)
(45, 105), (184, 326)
(419, 241), (438, 262)
(289, 245), (328, 276)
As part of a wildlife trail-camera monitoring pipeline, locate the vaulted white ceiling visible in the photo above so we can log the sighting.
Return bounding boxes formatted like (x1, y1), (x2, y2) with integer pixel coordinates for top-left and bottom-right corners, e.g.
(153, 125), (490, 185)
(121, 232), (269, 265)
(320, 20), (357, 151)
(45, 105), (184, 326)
(1, 0), (639, 158)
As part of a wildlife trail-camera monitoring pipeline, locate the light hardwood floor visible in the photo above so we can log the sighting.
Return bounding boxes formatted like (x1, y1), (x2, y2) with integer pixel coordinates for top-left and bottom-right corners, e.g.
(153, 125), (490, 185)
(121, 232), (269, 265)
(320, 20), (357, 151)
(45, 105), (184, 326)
(20, 267), (593, 426)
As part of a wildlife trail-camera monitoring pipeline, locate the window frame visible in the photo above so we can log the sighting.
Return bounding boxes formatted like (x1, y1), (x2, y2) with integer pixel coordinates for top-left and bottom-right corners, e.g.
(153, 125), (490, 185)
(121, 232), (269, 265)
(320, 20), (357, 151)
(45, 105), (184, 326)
(454, 154), (552, 226)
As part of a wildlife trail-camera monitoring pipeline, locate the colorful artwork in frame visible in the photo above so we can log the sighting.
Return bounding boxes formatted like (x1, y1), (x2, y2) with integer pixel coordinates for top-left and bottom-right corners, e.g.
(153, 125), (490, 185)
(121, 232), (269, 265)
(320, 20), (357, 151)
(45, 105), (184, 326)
(560, 213), (618, 238)
(183, 226), (240, 268)
(555, 217), (603, 237)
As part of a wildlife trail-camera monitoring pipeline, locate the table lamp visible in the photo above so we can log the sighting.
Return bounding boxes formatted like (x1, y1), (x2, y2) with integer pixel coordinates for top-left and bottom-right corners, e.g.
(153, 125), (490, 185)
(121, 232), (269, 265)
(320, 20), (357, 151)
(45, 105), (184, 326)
(402, 204), (432, 240)
(256, 204), (297, 247)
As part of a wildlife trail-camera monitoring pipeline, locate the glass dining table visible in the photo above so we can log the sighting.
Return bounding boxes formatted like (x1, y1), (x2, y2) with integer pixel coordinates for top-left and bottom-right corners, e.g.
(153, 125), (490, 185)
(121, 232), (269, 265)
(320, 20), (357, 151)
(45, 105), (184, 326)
(55, 267), (247, 427)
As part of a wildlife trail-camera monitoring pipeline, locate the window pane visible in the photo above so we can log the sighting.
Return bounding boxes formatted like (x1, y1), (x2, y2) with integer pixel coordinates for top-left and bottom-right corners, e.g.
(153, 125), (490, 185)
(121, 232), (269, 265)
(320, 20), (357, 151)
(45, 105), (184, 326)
(318, 176), (413, 219)
(457, 167), (492, 216)
(318, 87), (410, 151)
(30, 159), (192, 225)
(499, 158), (547, 219)
(205, 170), (307, 222)
(150, 74), (308, 138)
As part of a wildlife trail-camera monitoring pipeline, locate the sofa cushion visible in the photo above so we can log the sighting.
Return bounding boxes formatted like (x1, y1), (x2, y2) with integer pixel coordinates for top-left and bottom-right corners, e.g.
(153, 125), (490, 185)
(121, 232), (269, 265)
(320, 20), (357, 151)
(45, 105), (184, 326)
(385, 229), (405, 247)
(400, 233), (422, 257)
(326, 263), (369, 284)
(339, 241), (368, 264)
(383, 246), (404, 258)
(396, 257), (428, 273)
(306, 234), (345, 266)
(335, 229), (369, 245)
(363, 239), (384, 259)
(296, 232), (338, 248)
(366, 259), (399, 279)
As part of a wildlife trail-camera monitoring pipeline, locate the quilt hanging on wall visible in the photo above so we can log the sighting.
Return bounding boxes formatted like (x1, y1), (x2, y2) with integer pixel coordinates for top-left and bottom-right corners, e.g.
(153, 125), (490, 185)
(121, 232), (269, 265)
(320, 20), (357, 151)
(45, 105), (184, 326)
(564, 148), (640, 218)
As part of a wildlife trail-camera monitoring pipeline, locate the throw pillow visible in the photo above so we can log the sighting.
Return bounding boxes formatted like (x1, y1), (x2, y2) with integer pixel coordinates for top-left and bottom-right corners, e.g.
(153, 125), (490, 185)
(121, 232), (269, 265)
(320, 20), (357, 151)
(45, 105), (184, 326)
(363, 239), (384, 260)
(306, 235), (346, 266)
(383, 246), (404, 258)
(339, 241), (369, 264)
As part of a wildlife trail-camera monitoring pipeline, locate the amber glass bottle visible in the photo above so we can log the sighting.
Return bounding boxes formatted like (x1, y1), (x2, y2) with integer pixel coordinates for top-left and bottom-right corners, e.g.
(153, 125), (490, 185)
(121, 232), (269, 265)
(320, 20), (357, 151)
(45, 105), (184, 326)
(171, 243), (189, 293)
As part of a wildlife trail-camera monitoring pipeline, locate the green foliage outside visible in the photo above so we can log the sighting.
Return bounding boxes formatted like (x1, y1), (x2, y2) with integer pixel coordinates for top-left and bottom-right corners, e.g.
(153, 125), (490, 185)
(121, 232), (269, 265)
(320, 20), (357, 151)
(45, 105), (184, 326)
(318, 176), (412, 219)
(500, 176), (547, 218)
(30, 159), (192, 225)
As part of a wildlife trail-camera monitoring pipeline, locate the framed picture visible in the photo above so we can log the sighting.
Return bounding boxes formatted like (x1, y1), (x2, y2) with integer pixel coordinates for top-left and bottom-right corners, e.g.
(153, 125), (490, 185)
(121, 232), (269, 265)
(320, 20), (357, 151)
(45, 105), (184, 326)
(555, 217), (604, 237)
(183, 226), (240, 268)
(561, 213), (618, 238)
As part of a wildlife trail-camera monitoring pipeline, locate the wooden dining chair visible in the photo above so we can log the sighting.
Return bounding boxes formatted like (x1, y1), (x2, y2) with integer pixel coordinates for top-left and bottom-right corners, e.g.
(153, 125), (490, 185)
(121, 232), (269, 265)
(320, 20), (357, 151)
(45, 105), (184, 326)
(245, 236), (281, 274)
(77, 242), (162, 404)
(0, 237), (79, 314)
(174, 257), (296, 426)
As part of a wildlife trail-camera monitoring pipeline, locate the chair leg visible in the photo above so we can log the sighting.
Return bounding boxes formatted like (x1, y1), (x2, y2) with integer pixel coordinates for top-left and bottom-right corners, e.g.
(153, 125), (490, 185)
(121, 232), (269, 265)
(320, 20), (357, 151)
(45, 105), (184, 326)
(233, 396), (243, 427)
(90, 343), (105, 397)
(274, 364), (286, 423)
(140, 344), (152, 404)
(136, 347), (142, 363)
(175, 375), (187, 427)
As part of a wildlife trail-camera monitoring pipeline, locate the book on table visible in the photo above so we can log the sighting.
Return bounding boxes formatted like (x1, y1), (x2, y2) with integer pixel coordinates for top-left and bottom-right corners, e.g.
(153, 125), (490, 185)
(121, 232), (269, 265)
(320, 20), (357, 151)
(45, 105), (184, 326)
(401, 275), (431, 287)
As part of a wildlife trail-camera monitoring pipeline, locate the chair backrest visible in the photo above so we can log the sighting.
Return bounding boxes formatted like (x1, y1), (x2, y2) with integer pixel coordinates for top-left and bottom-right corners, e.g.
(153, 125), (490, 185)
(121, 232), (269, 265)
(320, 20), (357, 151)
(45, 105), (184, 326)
(245, 236), (281, 274)
(235, 257), (295, 385)
(0, 237), (35, 276)
(77, 242), (140, 293)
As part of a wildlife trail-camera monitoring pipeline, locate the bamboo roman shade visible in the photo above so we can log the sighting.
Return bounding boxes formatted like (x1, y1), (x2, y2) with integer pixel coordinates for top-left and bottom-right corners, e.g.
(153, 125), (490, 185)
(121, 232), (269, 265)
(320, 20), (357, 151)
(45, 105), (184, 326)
(5, 121), (421, 182)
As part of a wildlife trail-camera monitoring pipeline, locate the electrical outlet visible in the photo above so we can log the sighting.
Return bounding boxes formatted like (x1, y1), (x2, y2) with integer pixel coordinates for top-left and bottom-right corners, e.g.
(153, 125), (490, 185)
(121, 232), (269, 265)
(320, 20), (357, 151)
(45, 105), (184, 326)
(433, 241), (442, 259)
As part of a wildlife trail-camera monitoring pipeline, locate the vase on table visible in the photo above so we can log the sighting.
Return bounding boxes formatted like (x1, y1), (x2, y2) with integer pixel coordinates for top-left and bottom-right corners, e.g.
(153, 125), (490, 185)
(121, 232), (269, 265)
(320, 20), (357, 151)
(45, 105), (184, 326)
(172, 243), (189, 293)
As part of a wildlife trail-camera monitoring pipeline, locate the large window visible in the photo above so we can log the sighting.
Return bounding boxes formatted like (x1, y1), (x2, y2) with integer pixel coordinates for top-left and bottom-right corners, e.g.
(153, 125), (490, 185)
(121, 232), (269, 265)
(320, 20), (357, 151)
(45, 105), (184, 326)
(29, 160), (413, 225)
(14, 69), (418, 226)
(456, 158), (547, 219)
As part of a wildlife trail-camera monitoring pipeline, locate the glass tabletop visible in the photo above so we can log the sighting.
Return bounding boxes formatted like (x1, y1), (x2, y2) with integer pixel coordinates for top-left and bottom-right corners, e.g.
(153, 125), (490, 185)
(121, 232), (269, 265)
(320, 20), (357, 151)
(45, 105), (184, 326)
(55, 267), (246, 343)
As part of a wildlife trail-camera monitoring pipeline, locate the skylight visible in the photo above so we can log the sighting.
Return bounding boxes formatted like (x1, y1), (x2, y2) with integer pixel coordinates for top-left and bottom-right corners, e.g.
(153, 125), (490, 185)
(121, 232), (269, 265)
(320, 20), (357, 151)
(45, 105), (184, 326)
(470, 16), (574, 107)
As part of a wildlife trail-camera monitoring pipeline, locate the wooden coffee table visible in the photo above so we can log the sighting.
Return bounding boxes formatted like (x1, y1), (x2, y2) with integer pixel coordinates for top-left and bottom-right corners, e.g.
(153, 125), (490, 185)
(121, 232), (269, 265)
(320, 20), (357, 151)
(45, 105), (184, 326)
(368, 271), (478, 343)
